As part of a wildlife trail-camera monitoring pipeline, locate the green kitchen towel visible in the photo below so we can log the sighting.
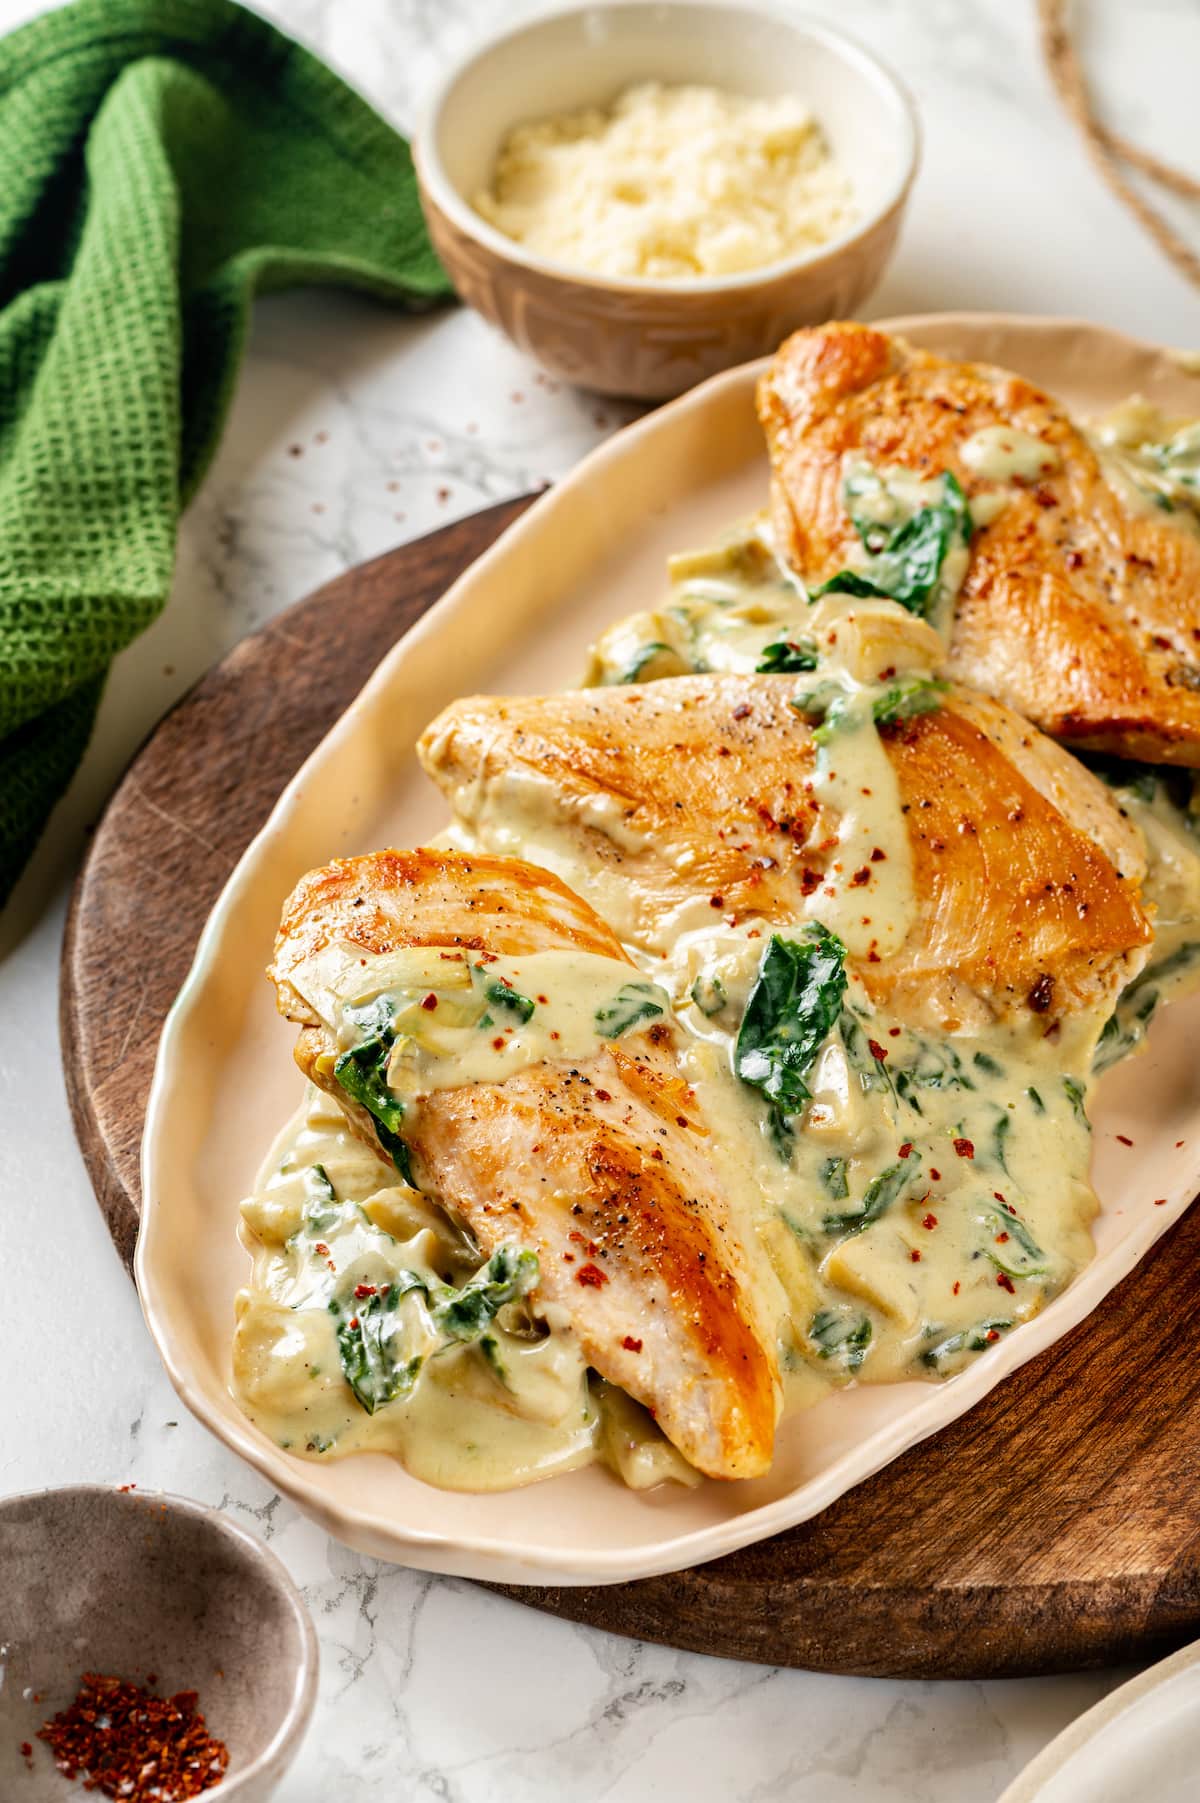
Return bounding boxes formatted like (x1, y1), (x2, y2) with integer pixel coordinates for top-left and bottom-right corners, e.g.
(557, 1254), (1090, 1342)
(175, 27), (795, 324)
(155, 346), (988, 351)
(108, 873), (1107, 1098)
(0, 0), (453, 905)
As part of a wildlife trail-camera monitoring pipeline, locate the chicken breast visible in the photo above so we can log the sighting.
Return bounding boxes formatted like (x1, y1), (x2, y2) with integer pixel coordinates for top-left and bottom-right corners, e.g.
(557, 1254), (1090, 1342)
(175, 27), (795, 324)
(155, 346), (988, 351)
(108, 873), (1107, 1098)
(759, 321), (1200, 765)
(268, 846), (780, 1481)
(419, 677), (1152, 1032)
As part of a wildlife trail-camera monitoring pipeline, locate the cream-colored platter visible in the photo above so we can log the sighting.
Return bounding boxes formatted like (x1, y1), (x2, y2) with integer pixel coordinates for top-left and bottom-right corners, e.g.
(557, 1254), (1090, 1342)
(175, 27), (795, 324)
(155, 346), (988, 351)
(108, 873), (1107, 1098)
(138, 315), (1200, 1585)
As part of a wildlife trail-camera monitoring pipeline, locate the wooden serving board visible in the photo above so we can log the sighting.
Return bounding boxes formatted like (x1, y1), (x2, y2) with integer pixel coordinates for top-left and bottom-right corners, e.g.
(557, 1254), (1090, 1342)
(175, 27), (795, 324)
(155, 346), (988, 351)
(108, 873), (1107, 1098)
(62, 501), (1200, 1679)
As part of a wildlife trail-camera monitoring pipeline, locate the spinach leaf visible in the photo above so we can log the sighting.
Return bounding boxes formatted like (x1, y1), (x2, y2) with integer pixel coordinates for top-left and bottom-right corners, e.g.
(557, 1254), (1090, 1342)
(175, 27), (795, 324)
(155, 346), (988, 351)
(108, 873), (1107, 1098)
(1093, 941), (1200, 1074)
(871, 677), (948, 727)
(790, 679), (946, 742)
(1062, 1075), (1090, 1128)
(334, 1028), (415, 1187)
(838, 1009), (895, 1097)
(432, 1243), (539, 1341)
(734, 928), (847, 1146)
(809, 1308), (872, 1371)
(1025, 1085), (1045, 1114)
(921, 1317), (1012, 1370)
(985, 1200), (1046, 1279)
(974, 1050), (1005, 1077)
(479, 1334), (510, 1386)
(820, 1155), (849, 1200)
(756, 637), (818, 674)
(823, 1160), (911, 1237)
(331, 1277), (426, 1414)
(343, 994), (397, 1037)
(332, 1244), (539, 1415)
(302, 1164), (340, 1237)
(813, 471), (973, 617)
(483, 976), (536, 1024)
(992, 1111), (1012, 1174)
(789, 682), (853, 740)
(618, 642), (675, 683)
(690, 971), (728, 1017)
(893, 1036), (975, 1103)
(595, 980), (668, 1038)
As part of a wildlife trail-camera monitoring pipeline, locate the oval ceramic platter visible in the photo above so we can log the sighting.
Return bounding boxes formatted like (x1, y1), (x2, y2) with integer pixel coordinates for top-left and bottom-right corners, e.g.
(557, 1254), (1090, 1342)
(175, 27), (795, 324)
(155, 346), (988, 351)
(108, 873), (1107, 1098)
(997, 1637), (1200, 1803)
(139, 315), (1200, 1586)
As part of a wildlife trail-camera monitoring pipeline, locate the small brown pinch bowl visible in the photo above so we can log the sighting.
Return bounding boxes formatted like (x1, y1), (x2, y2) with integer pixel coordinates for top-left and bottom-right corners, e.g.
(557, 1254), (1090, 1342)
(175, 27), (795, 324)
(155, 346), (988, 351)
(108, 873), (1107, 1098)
(0, 1486), (317, 1800)
(415, 1), (920, 399)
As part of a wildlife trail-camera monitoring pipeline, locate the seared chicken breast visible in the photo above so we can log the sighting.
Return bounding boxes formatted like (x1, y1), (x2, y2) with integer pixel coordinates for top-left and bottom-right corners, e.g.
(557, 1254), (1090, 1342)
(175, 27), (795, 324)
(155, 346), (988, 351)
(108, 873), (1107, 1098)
(419, 677), (1152, 1033)
(269, 847), (781, 1480)
(759, 321), (1200, 765)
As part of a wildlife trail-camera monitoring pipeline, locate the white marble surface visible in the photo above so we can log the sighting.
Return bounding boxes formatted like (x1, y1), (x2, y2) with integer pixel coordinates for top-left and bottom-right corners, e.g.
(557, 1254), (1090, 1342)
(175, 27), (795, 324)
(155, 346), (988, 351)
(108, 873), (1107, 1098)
(2, 0), (1197, 1795)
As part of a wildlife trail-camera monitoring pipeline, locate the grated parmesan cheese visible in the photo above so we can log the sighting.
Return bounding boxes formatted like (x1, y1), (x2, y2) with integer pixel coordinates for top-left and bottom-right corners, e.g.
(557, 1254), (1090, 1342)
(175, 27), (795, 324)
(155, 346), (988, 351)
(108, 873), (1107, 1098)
(473, 82), (857, 281)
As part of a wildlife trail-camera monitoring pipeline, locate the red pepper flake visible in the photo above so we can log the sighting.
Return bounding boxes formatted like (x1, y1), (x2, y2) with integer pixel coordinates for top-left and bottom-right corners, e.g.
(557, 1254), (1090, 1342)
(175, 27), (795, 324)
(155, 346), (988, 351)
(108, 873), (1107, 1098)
(38, 1673), (229, 1800)
(986, 1328), (1000, 1341)
(576, 1263), (608, 1287)
(799, 868), (822, 896)
(953, 1137), (975, 1159)
(1154, 1197), (1168, 1206)
(996, 1272), (1016, 1294)
(313, 1243), (330, 1258)
(353, 1284), (378, 1300)
(348, 1316), (360, 1329)
(870, 847), (887, 862)
(537, 994), (549, 1004)
(930, 1168), (941, 1181)
(732, 702), (752, 720)
(910, 1248), (922, 1262)
(622, 1336), (643, 1352)
(19, 1740), (32, 1760)
(898, 1142), (913, 1159)
(709, 894), (724, 908)
(850, 866), (871, 887)
(995, 1232), (1010, 1244)
(888, 1026), (902, 1037)
(953, 1281), (961, 1296)
(1115, 1133), (1133, 1146)
(867, 1039), (888, 1062)
(675, 1114), (689, 1127)
(595, 1088), (612, 1102)
(922, 1213), (938, 1230)
(492, 1036), (505, 1050)
(1066, 548), (1083, 570)
(421, 992), (439, 1011)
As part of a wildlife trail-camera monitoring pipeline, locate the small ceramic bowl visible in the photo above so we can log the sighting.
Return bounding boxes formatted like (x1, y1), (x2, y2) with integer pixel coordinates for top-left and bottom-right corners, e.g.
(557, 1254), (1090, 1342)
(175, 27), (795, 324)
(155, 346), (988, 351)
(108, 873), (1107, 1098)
(0, 1486), (317, 1801)
(414, 1), (919, 399)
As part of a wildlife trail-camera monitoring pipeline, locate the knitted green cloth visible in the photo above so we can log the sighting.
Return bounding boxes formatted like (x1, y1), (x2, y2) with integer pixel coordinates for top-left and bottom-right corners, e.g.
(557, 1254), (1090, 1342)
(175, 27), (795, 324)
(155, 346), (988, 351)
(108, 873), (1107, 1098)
(0, 0), (452, 904)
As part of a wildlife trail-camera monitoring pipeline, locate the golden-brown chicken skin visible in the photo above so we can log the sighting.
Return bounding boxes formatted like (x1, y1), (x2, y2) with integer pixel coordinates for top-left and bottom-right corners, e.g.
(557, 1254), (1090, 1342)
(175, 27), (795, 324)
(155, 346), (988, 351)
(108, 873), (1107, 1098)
(419, 677), (1152, 1033)
(269, 847), (780, 1481)
(759, 321), (1200, 765)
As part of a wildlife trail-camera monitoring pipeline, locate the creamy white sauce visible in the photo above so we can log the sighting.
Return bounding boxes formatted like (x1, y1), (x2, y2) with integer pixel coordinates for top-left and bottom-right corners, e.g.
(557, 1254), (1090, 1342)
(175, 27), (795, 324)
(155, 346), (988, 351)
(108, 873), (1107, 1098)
(1087, 397), (1200, 535)
(1093, 767), (1200, 1070)
(287, 938), (668, 1098)
(960, 425), (1061, 483)
(667, 955), (1100, 1383)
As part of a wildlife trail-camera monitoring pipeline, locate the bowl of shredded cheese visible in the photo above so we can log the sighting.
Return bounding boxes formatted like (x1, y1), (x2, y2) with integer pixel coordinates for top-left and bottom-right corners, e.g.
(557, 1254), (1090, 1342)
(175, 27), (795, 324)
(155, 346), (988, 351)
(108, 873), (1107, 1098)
(415, 2), (919, 398)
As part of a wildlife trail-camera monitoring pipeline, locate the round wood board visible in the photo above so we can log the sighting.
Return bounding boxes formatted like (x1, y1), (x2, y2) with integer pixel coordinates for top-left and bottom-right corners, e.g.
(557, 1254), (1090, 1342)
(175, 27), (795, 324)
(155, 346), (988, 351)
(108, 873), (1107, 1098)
(62, 499), (1200, 1679)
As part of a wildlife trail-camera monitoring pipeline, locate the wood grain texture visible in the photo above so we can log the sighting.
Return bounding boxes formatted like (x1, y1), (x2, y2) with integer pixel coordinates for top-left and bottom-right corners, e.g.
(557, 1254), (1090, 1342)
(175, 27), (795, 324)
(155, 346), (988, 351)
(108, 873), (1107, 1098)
(61, 500), (1200, 1677)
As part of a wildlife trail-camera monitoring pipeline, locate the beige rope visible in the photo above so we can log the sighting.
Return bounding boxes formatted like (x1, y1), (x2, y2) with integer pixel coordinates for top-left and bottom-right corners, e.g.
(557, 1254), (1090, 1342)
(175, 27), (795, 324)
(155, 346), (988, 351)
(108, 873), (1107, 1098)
(1038, 0), (1200, 288)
